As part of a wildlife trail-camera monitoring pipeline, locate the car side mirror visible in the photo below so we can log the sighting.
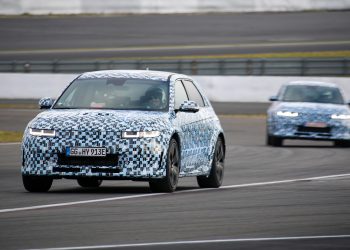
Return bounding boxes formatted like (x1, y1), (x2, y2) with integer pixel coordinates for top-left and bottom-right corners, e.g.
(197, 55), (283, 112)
(178, 100), (200, 113)
(39, 97), (54, 109)
(269, 96), (278, 102)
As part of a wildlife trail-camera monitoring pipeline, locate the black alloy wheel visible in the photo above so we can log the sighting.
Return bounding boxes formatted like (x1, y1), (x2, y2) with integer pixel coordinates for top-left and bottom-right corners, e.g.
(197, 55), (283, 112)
(334, 140), (350, 147)
(266, 134), (283, 147)
(197, 137), (225, 188)
(22, 175), (53, 192)
(149, 138), (180, 193)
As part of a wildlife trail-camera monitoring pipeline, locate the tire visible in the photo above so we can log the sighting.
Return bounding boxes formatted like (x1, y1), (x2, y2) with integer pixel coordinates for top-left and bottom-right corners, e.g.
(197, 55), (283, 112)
(149, 138), (180, 193)
(22, 175), (53, 192)
(334, 140), (350, 147)
(197, 137), (225, 188)
(77, 178), (102, 188)
(266, 134), (283, 147)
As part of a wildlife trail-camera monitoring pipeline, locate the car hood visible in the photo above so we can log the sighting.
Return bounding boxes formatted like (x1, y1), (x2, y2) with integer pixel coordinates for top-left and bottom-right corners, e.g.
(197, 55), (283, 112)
(28, 109), (170, 132)
(270, 102), (350, 115)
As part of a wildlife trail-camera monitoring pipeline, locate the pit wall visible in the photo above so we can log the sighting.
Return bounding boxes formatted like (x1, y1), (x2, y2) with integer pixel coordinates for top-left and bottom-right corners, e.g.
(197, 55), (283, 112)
(1, 0), (350, 15)
(1, 73), (349, 102)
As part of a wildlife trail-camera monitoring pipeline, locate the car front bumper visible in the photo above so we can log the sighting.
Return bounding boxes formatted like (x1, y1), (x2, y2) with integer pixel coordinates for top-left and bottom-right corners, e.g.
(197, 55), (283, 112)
(267, 116), (350, 141)
(21, 130), (169, 179)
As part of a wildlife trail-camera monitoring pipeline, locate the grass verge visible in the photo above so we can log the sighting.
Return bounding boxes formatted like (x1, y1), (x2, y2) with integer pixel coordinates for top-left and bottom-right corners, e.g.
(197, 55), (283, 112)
(0, 104), (37, 109)
(96, 50), (350, 61)
(0, 131), (23, 143)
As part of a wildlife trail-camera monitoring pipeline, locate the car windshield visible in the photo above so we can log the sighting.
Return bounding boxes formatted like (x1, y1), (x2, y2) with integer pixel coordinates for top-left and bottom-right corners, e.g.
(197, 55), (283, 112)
(281, 85), (344, 104)
(53, 78), (169, 111)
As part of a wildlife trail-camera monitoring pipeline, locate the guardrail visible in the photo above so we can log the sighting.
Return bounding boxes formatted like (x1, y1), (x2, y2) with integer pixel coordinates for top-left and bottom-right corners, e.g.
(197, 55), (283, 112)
(1, 58), (349, 76)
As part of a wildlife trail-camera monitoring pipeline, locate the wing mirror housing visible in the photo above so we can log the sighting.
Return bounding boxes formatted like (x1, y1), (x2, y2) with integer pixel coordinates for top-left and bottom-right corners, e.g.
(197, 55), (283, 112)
(269, 96), (278, 102)
(178, 100), (200, 113)
(39, 97), (54, 109)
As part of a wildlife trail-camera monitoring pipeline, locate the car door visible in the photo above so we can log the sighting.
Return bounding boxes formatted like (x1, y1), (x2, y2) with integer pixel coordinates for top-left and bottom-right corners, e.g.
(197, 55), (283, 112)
(182, 79), (214, 171)
(173, 79), (212, 175)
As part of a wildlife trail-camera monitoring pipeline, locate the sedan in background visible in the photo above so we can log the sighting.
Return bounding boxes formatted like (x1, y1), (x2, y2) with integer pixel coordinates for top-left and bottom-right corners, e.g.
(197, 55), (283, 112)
(21, 70), (225, 193)
(267, 81), (350, 147)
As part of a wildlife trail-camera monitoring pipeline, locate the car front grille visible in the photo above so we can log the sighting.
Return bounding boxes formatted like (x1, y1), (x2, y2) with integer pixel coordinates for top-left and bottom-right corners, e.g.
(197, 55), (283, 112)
(297, 126), (331, 134)
(57, 153), (119, 166)
(52, 166), (121, 174)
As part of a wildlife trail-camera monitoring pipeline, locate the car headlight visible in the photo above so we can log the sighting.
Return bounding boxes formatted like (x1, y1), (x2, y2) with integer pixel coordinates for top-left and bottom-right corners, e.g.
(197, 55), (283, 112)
(331, 114), (350, 120)
(276, 111), (299, 117)
(29, 128), (56, 137)
(122, 131), (160, 138)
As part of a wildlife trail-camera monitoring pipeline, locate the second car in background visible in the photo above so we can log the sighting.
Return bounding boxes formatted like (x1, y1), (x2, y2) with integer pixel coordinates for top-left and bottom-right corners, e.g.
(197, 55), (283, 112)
(267, 81), (350, 147)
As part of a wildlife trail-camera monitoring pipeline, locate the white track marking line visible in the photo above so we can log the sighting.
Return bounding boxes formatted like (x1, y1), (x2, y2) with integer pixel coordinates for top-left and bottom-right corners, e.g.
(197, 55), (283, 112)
(23, 235), (350, 250)
(0, 193), (164, 213)
(0, 142), (21, 146)
(1, 173), (349, 214)
(220, 173), (350, 190)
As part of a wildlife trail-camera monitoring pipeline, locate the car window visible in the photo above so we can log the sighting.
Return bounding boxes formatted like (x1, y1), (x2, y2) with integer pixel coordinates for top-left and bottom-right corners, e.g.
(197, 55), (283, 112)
(174, 80), (189, 109)
(53, 78), (169, 111)
(282, 85), (344, 104)
(182, 80), (205, 107)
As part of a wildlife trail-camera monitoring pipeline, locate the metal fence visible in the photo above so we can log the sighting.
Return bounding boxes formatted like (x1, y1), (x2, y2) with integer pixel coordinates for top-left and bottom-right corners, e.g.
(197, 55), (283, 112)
(0, 58), (349, 76)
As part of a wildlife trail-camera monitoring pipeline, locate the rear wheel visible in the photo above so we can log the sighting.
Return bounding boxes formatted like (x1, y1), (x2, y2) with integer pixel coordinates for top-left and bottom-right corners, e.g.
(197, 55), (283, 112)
(77, 178), (102, 188)
(197, 137), (225, 188)
(22, 175), (53, 192)
(334, 140), (350, 147)
(266, 134), (283, 147)
(149, 138), (180, 193)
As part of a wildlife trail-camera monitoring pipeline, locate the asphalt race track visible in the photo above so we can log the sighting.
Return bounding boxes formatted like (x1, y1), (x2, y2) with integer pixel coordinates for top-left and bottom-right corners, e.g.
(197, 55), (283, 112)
(0, 10), (350, 249)
(0, 107), (349, 250)
(0, 11), (350, 60)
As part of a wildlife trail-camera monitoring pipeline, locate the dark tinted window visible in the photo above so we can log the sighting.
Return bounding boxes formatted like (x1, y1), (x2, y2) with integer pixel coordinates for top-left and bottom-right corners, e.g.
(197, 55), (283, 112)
(53, 78), (169, 111)
(282, 85), (344, 104)
(182, 80), (205, 107)
(174, 80), (189, 109)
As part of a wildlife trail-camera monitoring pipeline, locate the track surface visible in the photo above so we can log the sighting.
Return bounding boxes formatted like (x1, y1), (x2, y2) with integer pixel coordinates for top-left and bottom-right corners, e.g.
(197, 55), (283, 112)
(0, 11), (350, 60)
(0, 108), (349, 250)
(1, 11), (350, 249)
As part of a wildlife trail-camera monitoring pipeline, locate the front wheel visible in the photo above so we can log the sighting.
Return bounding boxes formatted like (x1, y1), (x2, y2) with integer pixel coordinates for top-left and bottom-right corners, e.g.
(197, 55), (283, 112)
(334, 140), (350, 147)
(22, 175), (53, 192)
(266, 134), (283, 147)
(149, 138), (180, 193)
(197, 137), (225, 188)
(77, 178), (103, 188)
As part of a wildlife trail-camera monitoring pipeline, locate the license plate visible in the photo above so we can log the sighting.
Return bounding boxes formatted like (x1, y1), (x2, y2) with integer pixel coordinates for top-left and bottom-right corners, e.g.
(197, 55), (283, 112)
(66, 147), (107, 157)
(305, 122), (327, 128)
